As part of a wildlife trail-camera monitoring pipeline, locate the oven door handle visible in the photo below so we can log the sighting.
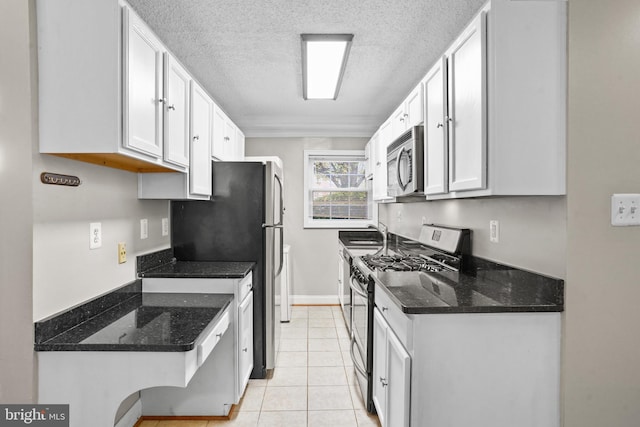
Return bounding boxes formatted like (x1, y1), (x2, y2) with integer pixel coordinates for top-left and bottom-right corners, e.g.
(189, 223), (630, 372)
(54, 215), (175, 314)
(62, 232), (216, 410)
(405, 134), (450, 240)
(350, 333), (368, 377)
(349, 276), (368, 299)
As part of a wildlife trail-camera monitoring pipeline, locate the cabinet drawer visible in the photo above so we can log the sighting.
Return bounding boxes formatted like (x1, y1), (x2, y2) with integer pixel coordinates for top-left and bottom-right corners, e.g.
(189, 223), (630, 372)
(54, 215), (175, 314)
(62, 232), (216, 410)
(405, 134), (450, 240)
(238, 273), (253, 303)
(197, 309), (230, 366)
(375, 283), (411, 348)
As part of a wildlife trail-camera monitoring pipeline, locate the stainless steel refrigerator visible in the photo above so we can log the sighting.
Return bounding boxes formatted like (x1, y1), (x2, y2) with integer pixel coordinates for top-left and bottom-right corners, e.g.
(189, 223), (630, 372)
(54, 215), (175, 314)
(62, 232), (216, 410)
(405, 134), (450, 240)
(171, 159), (284, 378)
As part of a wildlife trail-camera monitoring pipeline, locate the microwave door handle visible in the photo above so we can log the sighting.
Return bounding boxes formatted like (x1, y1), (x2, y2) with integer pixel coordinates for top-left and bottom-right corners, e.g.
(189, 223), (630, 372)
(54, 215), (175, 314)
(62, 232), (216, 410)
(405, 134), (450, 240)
(396, 147), (407, 191)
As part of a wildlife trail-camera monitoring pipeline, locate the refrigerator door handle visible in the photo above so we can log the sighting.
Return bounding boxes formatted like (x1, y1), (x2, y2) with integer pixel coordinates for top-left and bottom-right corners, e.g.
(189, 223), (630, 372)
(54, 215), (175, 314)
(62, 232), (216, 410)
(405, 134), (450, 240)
(276, 226), (284, 276)
(262, 223), (283, 228)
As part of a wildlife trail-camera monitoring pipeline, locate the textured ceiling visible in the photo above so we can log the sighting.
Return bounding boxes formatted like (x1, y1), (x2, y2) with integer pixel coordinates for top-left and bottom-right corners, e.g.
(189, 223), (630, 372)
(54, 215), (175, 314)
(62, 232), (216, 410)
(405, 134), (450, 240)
(127, 0), (486, 137)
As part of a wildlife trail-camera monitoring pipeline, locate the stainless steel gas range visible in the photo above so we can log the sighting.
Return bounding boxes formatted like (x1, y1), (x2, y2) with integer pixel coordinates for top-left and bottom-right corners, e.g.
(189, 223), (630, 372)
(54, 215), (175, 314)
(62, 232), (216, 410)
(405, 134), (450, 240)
(349, 225), (471, 413)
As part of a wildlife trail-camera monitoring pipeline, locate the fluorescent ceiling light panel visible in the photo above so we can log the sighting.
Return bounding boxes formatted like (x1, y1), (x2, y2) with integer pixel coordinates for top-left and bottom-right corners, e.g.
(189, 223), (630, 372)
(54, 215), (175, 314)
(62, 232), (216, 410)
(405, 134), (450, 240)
(301, 34), (353, 100)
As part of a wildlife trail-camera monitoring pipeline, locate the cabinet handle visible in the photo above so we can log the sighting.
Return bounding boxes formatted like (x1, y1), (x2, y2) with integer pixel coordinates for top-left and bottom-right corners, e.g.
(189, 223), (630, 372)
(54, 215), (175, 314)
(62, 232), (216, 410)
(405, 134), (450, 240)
(193, 135), (200, 141)
(224, 136), (230, 142)
(382, 306), (388, 312)
(247, 283), (252, 289)
(403, 113), (409, 118)
(242, 347), (248, 352)
(399, 116), (405, 122)
(446, 116), (453, 123)
(216, 333), (223, 339)
(376, 161), (381, 166)
(380, 377), (388, 387)
(167, 104), (175, 111)
(436, 123), (444, 128)
(158, 97), (167, 104)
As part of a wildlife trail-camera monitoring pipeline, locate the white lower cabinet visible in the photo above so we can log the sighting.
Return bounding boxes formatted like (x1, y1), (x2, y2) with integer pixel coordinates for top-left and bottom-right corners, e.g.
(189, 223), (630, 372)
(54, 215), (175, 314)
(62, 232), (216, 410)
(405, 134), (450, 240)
(373, 308), (411, 427)
(237, 290), (254, 398)
(140, 273), (253, 416)
(373, 283), (561, 427)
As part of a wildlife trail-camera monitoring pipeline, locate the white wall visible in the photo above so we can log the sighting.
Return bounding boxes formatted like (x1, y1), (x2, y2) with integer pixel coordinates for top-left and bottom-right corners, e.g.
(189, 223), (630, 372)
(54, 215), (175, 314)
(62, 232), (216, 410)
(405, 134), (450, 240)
(246, 137), (368, 302)
(379, 196), (566, 278)
(563, 0), (640, 425)
(32, 154), (170, 321)
(0, 0), (36, 403)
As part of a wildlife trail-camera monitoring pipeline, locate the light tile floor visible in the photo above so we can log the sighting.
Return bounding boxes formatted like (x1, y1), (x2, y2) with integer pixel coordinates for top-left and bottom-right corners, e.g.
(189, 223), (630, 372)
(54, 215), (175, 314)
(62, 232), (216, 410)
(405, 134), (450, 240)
(138, 306), (381, 427)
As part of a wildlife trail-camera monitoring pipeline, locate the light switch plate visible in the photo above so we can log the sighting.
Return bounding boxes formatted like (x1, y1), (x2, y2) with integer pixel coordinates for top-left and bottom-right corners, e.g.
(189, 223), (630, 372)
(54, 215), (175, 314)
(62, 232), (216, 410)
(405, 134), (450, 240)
(611, 194), (640, 226)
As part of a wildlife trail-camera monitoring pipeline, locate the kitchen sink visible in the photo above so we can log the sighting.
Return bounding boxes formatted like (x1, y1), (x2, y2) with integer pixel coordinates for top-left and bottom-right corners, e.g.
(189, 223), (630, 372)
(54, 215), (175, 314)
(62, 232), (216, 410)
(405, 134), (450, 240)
(348, 240), (383, 246)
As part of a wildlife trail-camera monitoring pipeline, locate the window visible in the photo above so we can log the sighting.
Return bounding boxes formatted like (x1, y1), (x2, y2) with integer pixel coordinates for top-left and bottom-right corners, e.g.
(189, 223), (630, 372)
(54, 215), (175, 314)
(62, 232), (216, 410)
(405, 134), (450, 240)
(303, 150), (375, 228)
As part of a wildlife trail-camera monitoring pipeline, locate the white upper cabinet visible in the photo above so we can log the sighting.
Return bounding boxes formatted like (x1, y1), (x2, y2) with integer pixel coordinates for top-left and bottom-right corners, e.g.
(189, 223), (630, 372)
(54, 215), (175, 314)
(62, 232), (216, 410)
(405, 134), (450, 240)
(445, 12), (487, 192)
(235, 128), (246, 160)
(37, 0), (244, 176)
(390, 83), (424, 141)
(423, 58), (448, 195)
(189, 81), (213, 197)
(122, 6), (165, 159)
(163, 53), (191, 169)
(424, 0), (566, 199)
(212, 106), (245, 161)
(373, 119), (394, 202)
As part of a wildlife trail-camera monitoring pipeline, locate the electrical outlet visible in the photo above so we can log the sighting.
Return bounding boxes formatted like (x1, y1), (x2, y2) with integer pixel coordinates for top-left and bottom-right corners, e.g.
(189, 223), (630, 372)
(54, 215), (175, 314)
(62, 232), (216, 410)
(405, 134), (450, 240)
(162, 218), (169, 237)
(89, 222), (102, 249)
(140, 219), (148, 239)
(490, 220), (500, 243)
(611, 194), (640, 226)
(118, 242), (126, 264)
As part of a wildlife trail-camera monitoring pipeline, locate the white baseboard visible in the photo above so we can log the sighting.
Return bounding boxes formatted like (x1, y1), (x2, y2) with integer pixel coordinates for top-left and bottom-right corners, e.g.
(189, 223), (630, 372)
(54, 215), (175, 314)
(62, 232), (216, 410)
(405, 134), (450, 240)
(115, 398), (142, 427)
(290, 295), (339, 305)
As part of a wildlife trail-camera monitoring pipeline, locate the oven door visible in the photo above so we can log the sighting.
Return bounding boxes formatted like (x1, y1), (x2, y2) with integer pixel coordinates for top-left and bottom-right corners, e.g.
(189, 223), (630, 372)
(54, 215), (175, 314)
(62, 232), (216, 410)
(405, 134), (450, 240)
(349, 268), (374, 412)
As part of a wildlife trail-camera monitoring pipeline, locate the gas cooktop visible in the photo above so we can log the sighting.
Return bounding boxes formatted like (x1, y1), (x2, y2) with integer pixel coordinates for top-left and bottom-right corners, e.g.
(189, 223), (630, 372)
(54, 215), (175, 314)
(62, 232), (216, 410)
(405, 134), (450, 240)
(355, 224), (471, 275)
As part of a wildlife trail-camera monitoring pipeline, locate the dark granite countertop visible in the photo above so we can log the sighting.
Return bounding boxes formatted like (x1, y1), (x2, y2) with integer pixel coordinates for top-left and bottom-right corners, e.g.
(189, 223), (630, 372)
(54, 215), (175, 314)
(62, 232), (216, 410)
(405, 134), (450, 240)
(338, 229), (384, 248)
(137, 248), (254, 279)
(345, 234), (564, 315)
(35, 280), (233, 352)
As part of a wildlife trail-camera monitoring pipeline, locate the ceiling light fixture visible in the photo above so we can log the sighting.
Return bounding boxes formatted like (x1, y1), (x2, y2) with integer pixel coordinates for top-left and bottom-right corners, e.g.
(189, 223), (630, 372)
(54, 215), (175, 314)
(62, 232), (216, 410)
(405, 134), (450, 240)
(301, 34), (353, 100)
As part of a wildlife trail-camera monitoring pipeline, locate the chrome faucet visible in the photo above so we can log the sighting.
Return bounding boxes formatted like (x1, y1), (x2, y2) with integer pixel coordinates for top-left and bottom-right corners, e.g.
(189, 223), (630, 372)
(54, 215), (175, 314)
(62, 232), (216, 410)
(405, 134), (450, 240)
(368, 222), (388, 250)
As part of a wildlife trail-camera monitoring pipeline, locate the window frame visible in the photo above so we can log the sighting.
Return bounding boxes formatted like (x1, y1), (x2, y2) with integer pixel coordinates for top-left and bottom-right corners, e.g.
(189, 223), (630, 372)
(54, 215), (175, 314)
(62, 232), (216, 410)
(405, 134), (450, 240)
(303, 149), (376, 229)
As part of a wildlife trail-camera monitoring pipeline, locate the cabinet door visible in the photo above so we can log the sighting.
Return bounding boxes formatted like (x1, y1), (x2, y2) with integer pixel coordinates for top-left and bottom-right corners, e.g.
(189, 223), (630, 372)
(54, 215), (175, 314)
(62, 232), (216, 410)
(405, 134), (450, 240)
(212, 106), (227, 160)
(123, 7), (164, 158)
(238, 292), (254, 395)
(405, 83), (424, 128)
(424, 58), (448, 195)
(372, 309), (388, 426)
(189, 82), (213, 196)
(224, 120), (236, 160)
(235, 128), (245, 160)
(164, 54), (190, 167)
(386, 327), (411, 427)
(373, 120), (392, 201)
(391, 104), (407, 141)
(447, 12), (487, 192)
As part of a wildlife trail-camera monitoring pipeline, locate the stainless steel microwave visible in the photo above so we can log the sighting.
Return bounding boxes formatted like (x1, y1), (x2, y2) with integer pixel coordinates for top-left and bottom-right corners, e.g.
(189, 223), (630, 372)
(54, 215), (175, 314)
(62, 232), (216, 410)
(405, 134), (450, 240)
(387, 125), (425, 197)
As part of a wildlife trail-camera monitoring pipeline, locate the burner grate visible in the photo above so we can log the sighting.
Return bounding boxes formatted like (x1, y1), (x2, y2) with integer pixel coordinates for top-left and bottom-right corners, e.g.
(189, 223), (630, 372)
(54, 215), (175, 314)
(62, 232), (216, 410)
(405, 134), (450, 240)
(361, 254), (444, 272)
